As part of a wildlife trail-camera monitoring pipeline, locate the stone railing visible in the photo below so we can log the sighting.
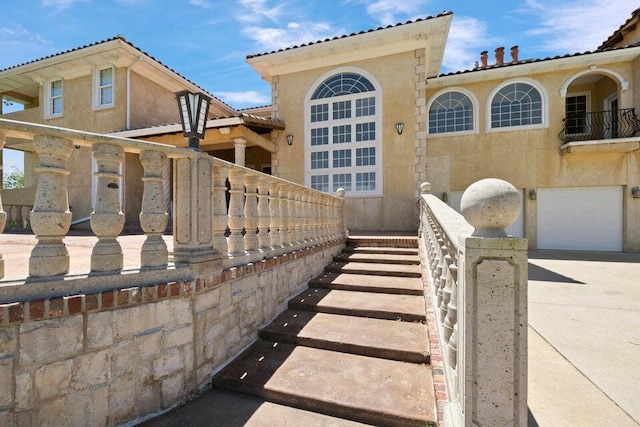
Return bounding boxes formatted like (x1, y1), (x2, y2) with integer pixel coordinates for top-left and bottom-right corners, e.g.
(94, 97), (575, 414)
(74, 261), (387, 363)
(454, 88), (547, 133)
(419, 179), (528, 427)
(0, 118), (347, 426)
(3, 205), (32, 232)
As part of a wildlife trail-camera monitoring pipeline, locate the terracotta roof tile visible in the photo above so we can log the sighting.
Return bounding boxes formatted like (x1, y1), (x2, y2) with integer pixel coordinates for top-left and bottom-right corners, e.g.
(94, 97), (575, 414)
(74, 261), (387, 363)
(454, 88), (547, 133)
(598, 7), (640, 50)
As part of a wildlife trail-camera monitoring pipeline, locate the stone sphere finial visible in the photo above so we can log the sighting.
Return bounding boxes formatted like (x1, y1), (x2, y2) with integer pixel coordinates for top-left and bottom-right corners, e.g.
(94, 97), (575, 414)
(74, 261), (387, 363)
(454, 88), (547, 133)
(336, 188), (346, 198)
(420, 182), (431, 194)
(460, 178), (520, 238)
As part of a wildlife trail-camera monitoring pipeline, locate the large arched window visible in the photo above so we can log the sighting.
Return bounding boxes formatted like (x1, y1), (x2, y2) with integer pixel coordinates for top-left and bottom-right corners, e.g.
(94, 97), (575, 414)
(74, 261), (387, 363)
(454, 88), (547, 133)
(428, 90), (476, 134)
(306, 70), (381, 196)
(489, 81), (544, 129)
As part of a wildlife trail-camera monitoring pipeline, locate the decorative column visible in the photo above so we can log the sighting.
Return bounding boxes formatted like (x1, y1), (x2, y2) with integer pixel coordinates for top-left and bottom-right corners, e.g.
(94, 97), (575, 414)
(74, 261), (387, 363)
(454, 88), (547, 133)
(233, 137), (247, 167)
(257, 176), (271, 250)
(139, 150), (169, 268)
(0, 134), (6, 278)
(29, 135), (73, 277)
(227, 168), (245, 255)
(279, 182), (289, 246)
(244, 173), (259, 252)
(212, 163), (229, 257)
(90, 144), (125, 272)
(268, 180), (281, 247)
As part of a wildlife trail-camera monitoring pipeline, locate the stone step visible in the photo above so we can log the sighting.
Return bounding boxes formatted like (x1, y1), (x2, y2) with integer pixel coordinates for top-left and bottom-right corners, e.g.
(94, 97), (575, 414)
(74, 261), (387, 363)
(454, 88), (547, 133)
(325, 261), (422, 278)
(259, 310), (429, 363)
(288, 288), (426, 322)
(139, 387), (372, 426)
(309, 271), (423, 295)
(347, 236), (418, 249)
(334, 252), (419, 265)
(212, 340), (436, 427)
(344, 246), (419, 256)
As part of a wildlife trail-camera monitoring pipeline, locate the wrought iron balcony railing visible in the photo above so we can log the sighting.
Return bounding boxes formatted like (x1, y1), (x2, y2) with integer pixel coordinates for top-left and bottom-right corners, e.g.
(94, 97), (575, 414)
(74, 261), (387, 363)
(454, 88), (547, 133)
(559, 108), (640, 143)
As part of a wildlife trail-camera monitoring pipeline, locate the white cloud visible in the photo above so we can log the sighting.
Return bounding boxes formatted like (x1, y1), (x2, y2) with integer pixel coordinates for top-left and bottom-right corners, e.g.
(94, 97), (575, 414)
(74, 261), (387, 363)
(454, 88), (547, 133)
(237, 0), (286, 24)
(41, 0), (86, 8)
(217, 90), (270, 104)
(189, 0), (211, 8)
(442, 16), (500, 73)
(521, 0), (636, 52)
(242, 21), (339, 51)
(364, 0), (431, 25)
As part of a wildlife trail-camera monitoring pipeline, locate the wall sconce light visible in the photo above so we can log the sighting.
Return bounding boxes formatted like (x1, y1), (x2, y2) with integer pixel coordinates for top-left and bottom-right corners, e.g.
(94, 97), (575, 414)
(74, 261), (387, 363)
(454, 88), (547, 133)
(442, 192), (448, 203)
(632, 187), (640, 199)
(286, 134), (294, 146)
(528, 189), (537, 200)
(395, 122), (404, 135)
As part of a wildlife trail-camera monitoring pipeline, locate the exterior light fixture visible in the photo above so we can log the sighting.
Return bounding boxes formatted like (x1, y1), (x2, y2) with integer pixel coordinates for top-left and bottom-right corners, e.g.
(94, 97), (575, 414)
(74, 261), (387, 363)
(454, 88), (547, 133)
(286, 134), (294, 146)
(528, 189), (537, 200)
(395, 122), (404, 135)
(442, 192), (448, 203)
(632, 186), (640, 199)
(175, 90), (211, 151)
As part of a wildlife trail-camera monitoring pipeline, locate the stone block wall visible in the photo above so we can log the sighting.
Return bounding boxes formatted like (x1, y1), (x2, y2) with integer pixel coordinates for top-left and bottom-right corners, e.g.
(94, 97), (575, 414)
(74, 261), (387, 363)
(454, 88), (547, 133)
(0, 240), (344, 426)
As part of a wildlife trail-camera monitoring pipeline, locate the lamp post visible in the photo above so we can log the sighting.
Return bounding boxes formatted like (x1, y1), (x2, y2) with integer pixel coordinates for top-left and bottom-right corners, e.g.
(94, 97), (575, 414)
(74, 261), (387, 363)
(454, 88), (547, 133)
(175, 90), (211, 151)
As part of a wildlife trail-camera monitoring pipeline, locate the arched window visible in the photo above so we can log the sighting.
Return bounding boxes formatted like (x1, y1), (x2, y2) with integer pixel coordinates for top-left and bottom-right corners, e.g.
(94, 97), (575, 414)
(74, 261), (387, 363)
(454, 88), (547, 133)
(428, 90), (475, 134)
(490, 82), (543, 128)
(306, 70), (381, 196)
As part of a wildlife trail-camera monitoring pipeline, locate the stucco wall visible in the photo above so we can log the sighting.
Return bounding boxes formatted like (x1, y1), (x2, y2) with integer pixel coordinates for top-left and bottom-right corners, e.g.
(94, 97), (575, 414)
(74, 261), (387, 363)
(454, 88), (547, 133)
(129, 72), (181, 130)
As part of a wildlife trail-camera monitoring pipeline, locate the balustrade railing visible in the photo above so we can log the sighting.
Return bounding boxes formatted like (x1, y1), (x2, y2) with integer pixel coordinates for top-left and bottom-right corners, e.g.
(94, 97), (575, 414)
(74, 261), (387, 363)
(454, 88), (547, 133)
(559, 107), (640, 143)
(419, 180), (528, 427)
(0, 118), (346, 296)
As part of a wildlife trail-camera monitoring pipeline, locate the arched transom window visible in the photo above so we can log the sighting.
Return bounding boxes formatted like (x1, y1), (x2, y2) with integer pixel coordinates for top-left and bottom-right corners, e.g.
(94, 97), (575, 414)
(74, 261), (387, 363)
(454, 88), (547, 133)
(490, 82), (543, 128)
(428, 91), (474, 134)
(306, 71), (381, 196)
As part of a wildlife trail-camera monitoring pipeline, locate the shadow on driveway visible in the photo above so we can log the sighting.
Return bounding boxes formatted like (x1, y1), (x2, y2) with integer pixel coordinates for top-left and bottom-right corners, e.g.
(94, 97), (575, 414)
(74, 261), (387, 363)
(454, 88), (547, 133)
(528, 263), (584, 284)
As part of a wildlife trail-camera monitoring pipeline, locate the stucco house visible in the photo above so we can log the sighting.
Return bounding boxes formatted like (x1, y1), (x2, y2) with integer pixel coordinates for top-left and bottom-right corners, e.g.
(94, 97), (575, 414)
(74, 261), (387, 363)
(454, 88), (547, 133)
(2, 8), (640, 252)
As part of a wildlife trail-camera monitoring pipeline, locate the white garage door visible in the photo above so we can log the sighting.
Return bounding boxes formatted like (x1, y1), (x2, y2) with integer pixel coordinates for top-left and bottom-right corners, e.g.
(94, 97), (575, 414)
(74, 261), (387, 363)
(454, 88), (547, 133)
(537, 187), (622, 251)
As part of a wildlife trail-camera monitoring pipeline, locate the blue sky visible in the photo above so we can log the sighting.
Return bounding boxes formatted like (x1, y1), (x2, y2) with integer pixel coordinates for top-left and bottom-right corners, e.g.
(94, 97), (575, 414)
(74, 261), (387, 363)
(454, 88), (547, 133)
(1, 0), (637, 111)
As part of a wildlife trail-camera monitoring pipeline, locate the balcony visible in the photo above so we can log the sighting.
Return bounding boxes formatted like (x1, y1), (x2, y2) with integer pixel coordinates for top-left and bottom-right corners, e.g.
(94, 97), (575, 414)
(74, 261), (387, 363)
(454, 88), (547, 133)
(559, 108), (640, 154)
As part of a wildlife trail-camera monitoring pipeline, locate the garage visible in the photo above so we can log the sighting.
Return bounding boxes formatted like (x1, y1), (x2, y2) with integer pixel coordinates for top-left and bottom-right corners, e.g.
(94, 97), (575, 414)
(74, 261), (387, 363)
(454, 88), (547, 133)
(537, 186), (623, 251)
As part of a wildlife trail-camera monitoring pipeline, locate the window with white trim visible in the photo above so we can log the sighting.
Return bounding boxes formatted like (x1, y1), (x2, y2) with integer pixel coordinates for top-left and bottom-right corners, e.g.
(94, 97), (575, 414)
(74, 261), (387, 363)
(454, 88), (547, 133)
(94, 66), (114, 109)
(306, 72), (381, 196)
(45, 78), (63, 118)
(490, 82), (543, 128)
(565, 93), (589, 135)
(428, 91), (474, 134)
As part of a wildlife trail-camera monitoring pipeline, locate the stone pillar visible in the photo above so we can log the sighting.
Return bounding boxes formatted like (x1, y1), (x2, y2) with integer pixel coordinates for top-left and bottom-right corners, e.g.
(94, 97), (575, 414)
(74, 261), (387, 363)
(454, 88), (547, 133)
(457, 178), (528, 427)
(139, 150), (169, 268)
(0, 134), (6, 278)
(244, 173), (259, 252)
(233, 137), (247, 167)
(29, 135), (73, 277)
(90, 144), (125, 272)
(227, 168), (245, 255)
(257, 176), (271, 250)
(212, 163), (229, 257)
(268, 180), (281, 247)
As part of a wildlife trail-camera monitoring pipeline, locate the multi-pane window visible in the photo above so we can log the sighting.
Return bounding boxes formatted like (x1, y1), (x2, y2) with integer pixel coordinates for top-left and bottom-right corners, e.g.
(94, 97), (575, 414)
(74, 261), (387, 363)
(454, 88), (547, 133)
(47, 79), (63, 117)
(97, 67), (114, 107)
(428, 91), (473, 134)
(565, 94), (588, 135)
(490, 82), (543, 128)
(307, 71), (381, 195)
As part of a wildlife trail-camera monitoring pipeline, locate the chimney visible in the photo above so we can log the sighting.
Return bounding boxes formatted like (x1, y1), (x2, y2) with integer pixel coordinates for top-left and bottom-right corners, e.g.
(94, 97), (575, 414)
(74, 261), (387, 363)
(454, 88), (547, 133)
(510, 45), (519, 63)
(480, 50), (488, 68)
(495, 47), (505, 66)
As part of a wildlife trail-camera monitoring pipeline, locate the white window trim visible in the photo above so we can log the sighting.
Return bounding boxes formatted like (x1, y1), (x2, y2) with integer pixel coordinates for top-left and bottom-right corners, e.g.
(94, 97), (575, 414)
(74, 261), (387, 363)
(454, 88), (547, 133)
(486, 77), (549, 133)
(564, 91), (591, 136)
(426, 86), (479, 137)
(304, 66), (383, 198)
(45, 78), (63, 119)
(93, 65), (115, 110)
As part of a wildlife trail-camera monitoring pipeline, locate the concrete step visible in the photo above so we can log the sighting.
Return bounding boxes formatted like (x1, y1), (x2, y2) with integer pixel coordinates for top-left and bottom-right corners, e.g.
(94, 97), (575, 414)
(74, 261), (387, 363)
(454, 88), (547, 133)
(347, 236), (418, 249)
(139, 387), (373, 426)
(212, 340), (436, 427)
(334, 252), (419, 265)
(344, 246), (419, 256)
(259, 310), (429, 363)
(288, 288), (427, 322)
(325, 261), (422, 278)
(309, 271), (423, 295)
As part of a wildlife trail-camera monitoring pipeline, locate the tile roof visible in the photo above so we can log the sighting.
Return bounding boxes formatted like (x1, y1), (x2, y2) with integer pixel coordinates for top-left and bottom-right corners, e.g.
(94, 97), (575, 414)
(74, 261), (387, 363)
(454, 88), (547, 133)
(598, 7), (640, 50)
(436, 41), (640, 79)
(0, 35), (235, 112)
(245, 11), (453, 59)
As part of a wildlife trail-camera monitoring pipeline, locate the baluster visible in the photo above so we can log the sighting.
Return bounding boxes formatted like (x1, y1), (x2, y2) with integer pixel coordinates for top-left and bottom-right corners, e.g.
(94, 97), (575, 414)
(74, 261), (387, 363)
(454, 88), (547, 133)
(213, 164), (229, 256)
(279, 183), (290, 246)
(287, 185), (297, 244)
(444, 262), (458, 342)
(227, 168), (245, 255)
(268, 180), (281, 248)
(300, 189), (310, 243)
(244, 173), (259, 252)
(293, 190), (302, 245)
(139, 150), (168, 268)
(29, 135), (73, 277)
(10, 206), (19, 230)
(257, 176), (270, 250)
(336, 188), (346, 239)
(322, 196), (330, 242)
(311, 193), (320, 241)
(3, 205), (11, 232)
(439, 252), (453, 323)
(90, 143), (125, 272)
(0, 135), (6, 278)
(21, 206), (30, 230)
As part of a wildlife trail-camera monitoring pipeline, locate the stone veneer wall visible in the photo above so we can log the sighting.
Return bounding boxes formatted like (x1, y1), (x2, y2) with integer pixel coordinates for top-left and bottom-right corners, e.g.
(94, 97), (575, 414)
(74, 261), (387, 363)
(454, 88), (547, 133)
(0, 240), (344, 427)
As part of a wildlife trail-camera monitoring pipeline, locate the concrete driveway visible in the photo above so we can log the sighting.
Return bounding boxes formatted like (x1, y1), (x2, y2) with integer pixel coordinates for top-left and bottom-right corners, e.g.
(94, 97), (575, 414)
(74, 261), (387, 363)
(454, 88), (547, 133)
(527, 250), (640, 426)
